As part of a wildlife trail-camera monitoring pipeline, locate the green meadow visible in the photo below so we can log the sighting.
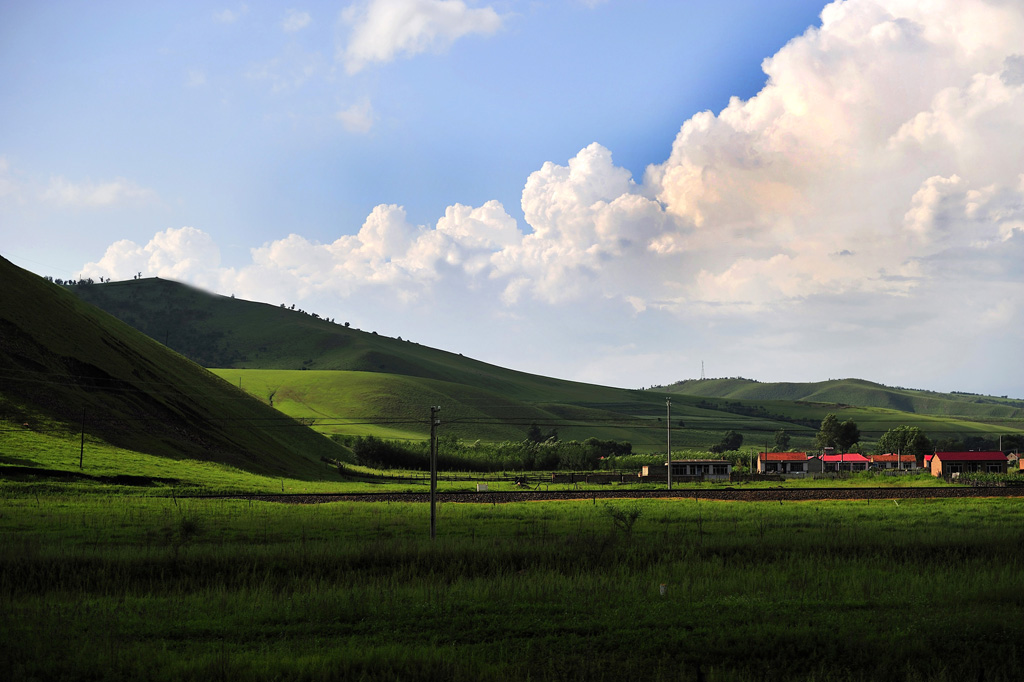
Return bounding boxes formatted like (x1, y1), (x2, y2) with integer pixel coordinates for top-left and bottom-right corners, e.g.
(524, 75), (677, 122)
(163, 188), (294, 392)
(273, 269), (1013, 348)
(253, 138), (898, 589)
(3, 489), (1023, 681)
(209, 369), (1023, 454)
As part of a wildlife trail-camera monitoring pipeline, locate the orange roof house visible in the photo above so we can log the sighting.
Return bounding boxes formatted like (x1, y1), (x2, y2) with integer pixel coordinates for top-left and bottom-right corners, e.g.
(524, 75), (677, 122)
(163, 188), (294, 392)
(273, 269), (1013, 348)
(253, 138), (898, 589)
(757, 452), (810, 474)
(820, 453), (870, 472)
(870, 453), (919, 470)
(929, 451), (1007, 477)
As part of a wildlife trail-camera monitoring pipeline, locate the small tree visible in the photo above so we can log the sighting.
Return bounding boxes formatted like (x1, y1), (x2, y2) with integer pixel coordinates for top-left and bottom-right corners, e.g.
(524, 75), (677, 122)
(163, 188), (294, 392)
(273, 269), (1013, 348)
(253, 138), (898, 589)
(774, 429), (791, 451)
(837, 420), (860, 452)
(603, 503), (643, 536)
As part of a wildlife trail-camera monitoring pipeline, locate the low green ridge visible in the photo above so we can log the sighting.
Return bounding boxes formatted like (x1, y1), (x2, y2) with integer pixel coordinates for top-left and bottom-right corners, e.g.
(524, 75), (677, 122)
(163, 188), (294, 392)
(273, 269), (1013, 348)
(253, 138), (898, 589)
(664, 377), (1024, 420)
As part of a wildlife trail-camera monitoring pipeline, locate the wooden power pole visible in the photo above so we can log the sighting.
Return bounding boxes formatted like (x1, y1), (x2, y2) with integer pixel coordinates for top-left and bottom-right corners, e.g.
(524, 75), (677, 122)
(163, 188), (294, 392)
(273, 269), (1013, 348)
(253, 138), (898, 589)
(666, 398), (672, 491)
(429, 405), (441, 540)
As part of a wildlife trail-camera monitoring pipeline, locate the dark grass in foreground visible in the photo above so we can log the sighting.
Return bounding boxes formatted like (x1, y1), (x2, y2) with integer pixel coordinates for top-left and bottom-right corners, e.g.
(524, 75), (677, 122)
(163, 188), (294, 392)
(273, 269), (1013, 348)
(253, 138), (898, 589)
(2, 490), (1023, 681)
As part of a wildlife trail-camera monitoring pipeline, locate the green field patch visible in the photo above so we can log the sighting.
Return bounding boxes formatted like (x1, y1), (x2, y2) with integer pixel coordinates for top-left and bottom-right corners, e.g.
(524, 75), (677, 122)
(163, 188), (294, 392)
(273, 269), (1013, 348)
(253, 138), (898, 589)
(3, 492), (1023, 681)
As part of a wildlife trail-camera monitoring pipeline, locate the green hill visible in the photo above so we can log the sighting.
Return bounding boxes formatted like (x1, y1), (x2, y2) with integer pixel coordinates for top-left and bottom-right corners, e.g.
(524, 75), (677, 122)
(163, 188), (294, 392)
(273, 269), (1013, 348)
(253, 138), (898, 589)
(67, 277), (612, 400)
(62, 276), (1022, 452)
(62, 278), (807, 449)
(663, 378), (1024, 421)
(0, 256), (351, 482)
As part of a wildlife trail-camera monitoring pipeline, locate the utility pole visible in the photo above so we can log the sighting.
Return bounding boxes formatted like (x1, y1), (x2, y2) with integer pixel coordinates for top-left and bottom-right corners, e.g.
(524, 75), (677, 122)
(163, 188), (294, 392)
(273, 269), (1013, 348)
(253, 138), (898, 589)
(666, 398), (672, 491)
(429, 405), (441, 540)
(79, 408), (86, 470)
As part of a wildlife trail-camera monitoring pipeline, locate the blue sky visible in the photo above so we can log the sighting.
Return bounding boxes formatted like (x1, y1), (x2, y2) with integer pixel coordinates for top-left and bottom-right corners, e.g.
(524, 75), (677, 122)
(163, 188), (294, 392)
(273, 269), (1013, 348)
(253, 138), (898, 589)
(3, 0), (1023, 398)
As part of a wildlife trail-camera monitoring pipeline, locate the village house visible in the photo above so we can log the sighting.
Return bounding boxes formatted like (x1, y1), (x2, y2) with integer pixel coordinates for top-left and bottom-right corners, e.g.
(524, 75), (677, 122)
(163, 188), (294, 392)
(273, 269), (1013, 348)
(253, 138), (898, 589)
(870, 453), (918, 470)
(820, 453), (870, 472)
(929, 451), (1007, 477)
(757, 452), (810, 475)
(638, 459), (732, 482)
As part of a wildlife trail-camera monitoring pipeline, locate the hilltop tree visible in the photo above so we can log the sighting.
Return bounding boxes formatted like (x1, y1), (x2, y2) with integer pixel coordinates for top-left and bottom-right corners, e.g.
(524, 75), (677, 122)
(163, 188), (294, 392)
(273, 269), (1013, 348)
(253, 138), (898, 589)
(816, 413), (860, 452)
(875, 425), (933, 466)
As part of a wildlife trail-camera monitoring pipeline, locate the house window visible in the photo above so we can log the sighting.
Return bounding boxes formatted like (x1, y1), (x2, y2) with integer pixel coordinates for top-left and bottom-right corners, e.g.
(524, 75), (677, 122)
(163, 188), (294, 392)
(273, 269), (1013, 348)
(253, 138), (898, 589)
(790, 462), (804, 472)
(713, 464), (728, 476)
(987, 463), (1002, 472)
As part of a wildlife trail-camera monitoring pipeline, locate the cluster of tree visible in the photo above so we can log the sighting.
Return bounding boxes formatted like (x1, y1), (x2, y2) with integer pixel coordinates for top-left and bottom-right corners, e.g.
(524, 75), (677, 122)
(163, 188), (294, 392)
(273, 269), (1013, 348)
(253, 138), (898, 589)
(277, 302), (348, 325)
(873, 425), (933, 459)
(333, 434), (634, 472)
(709, 430), (743, 453)
(932, 433), (1024, 453)
(815, 413), (861, 452)
(869, 426), (1024, 466)
(52, 277), (112, 285)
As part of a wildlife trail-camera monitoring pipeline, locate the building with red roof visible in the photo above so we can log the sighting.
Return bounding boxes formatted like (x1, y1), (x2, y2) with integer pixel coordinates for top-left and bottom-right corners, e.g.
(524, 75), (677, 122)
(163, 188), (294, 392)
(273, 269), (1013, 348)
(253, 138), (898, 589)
(870, 453), (919, 470)
(929, 451), (1007, 477)
(757, 452), (813, 475)
(820, 453), (870, 472)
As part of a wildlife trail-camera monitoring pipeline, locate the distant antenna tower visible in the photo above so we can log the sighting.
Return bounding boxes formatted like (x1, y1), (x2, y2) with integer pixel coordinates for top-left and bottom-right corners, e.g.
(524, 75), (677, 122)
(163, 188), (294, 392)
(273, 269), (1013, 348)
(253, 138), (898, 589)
(701, 361), (705, 380)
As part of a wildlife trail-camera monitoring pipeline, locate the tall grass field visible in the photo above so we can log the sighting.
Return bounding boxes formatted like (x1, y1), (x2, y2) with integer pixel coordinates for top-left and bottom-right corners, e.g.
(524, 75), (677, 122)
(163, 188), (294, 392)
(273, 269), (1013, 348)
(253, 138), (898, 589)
(3, 488), (1022, 681)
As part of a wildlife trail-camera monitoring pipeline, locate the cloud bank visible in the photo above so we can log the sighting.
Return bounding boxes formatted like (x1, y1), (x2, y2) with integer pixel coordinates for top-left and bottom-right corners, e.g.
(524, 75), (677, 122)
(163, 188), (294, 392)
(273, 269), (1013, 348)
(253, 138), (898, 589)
(82, 0), (1024, 392)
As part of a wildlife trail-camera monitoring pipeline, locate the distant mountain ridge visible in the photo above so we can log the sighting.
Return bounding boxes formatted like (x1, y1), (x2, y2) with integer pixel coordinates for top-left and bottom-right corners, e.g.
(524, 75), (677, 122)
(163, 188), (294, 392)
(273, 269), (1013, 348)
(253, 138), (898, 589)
(663, 378), (1024, 420)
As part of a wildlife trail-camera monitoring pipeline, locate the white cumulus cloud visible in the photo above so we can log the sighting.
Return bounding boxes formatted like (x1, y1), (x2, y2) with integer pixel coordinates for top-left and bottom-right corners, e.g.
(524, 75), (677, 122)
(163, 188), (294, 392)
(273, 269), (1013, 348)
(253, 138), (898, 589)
(81, 227), (222, 287)
(82, 0), (1024, 394)
(339, 0), (503, 74)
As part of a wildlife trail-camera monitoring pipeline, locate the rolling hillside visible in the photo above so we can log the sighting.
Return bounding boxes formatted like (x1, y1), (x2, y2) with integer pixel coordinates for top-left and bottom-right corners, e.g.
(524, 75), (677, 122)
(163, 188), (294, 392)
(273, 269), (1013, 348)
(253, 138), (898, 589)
(663, 378), (1024, 421)
(68, 276), (618, 401)
(0, 256), (350, 480)
(63, 275), (1023, 452)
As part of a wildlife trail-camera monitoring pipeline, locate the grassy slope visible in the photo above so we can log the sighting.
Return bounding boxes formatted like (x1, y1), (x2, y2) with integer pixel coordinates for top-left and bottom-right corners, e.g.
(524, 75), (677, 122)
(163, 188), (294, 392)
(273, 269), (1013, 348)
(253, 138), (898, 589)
(67, 277), (1021, 451)
(0, 256), (350, 481)
(210, 368), (776, 448)
(74, 279), (801, 448)
(69, 277), (629, 401)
